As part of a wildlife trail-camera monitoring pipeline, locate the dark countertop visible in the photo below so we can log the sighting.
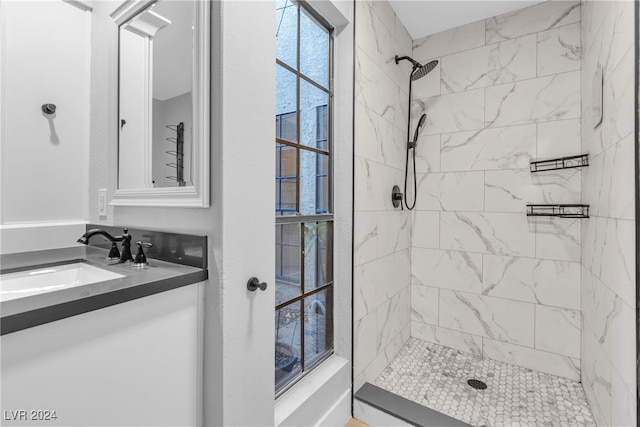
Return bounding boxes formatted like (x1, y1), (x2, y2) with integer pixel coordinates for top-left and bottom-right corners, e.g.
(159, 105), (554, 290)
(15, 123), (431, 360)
(0, 245), (208, 335)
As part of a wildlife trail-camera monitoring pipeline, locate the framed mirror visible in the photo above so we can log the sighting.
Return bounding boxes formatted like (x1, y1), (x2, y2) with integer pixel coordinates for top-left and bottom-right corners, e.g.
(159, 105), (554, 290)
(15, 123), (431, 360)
(111, 0), (209, 207)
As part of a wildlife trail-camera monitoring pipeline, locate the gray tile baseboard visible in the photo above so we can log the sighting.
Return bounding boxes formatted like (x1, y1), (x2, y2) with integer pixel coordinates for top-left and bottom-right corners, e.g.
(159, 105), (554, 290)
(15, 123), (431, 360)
(354, 383), (471, 427)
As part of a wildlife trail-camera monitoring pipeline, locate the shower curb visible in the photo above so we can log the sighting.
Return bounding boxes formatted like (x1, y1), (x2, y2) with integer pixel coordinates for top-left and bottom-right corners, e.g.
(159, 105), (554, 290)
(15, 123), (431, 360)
(354, 383), (471, 427)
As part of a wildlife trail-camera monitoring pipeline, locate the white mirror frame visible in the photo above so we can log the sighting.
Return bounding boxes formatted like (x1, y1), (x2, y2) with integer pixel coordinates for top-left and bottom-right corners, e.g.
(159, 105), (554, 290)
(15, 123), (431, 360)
(110, 0), (209, 207)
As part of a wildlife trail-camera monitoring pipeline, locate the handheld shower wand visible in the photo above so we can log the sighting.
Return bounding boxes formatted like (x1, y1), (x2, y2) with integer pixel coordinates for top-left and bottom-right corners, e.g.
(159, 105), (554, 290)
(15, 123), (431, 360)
(409, 114), (427, 149)
(394, 54), (438, 210)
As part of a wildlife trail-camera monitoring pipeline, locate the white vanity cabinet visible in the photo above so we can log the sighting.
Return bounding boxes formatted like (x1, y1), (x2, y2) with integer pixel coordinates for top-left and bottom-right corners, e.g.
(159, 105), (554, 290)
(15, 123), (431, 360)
(1, 282), (204, 427)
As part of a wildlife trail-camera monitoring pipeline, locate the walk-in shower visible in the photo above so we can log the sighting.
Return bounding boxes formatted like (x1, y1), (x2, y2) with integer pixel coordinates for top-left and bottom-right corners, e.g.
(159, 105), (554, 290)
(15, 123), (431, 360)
(394, 55), (438, 210)
(355, 0), (636, 425)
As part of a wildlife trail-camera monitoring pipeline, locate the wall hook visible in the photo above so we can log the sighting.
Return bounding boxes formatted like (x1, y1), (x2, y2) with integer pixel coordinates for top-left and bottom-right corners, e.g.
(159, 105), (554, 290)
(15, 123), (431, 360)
(41, 104), (56, 115)
(247, 277), (267, 292)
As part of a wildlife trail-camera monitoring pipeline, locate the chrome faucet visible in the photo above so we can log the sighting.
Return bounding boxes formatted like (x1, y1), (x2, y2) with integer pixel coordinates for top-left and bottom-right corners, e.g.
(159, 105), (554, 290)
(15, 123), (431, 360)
(77, 228), (134, 263)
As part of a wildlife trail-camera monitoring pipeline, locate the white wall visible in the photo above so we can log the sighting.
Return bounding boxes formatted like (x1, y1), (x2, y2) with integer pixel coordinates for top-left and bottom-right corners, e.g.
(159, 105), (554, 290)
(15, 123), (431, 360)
(1, 283), (203, 427)
(87, 1), (274, 424)
(88, 1), (352, 425)
(0, 0), (91, 251)
(119, 27), (149, 189)
(409, 0), (583, 381)
(580, 1), (636, 425)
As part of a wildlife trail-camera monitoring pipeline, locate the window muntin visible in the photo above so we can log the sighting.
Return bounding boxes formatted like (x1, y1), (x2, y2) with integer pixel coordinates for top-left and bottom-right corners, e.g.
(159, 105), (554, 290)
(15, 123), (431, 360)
(275, 0), (333, 395)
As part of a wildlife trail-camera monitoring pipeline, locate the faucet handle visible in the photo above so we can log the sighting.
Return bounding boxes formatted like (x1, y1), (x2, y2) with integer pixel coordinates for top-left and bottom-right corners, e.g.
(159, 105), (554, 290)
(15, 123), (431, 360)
(133, 241), (153, 267)
(107, 242), (121, 260)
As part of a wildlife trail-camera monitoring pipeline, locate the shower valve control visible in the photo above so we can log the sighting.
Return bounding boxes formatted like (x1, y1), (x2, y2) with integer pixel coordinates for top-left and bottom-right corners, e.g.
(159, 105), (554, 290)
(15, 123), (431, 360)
(247, 277), (268, 292)
(391, 185), (403, 209)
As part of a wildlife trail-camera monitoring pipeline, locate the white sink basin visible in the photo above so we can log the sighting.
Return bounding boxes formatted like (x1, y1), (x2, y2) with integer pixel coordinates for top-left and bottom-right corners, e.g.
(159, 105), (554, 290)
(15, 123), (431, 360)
(0, 262), (124, 302)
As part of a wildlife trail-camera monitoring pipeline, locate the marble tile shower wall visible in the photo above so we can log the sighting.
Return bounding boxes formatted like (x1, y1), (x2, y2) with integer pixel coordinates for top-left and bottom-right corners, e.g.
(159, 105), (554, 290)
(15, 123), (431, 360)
(580, 1), (636, 426)
(409, 1), (585, 382)
(353, 0), (413, 391)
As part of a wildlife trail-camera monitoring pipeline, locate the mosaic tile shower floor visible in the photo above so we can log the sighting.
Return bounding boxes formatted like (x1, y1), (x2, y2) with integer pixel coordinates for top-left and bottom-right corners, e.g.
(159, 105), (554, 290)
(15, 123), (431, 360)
(373, 338), (595, 427)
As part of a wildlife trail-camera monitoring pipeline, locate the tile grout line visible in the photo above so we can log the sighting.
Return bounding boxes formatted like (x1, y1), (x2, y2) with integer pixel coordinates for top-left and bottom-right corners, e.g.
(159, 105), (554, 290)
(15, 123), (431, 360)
(415, 19), (581, 65)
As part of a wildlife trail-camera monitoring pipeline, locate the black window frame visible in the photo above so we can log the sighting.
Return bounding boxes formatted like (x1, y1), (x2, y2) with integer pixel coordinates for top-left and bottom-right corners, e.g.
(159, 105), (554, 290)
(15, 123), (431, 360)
(274, 0), (334, 397)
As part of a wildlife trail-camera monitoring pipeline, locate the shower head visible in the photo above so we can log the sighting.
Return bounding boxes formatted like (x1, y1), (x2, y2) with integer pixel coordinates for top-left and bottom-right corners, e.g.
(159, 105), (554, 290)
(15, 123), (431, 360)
(395, 55), (439, 81)
(409, 114), (427, 149)
(411, 60), (439, 81)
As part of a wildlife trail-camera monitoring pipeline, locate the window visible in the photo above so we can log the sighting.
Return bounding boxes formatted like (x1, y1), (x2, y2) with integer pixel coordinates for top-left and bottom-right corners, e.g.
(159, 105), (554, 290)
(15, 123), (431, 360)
(275, 0), (333, 395)
(315, 105), (328, 214)
(276, 112), (297, 215)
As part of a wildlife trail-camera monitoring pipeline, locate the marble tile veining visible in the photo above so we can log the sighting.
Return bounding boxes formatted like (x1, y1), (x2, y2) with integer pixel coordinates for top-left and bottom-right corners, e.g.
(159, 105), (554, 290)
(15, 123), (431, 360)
(485, 1), (580, 44)
(485, 71), (581, 128)
(439, 290), (534, 347)
(482, 254), (580, 310)
(441, 34), (536, 94)
(580, 0), (636, 423)
(418, 89), (485, 136)
(412, 322), (483, 357)
(441, 124), (536, 172)
(412, 248), (482, 294)
(353, 0), (414, 390)
(413, 20), (486, 62)
(415, 171), (484, 212)
(484, 168), (581, 213)
(537, 23), (581, 77)
(483, 338), (580, 381)
(534, 305), (580, 359)
(373, 338), (595, 427)
(440, 212), (535, 257)
(537, 119), (581, 159)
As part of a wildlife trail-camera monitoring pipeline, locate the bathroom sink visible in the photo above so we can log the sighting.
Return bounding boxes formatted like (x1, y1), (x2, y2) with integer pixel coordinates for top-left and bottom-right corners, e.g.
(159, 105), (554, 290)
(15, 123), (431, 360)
(0, 262), (124, 302)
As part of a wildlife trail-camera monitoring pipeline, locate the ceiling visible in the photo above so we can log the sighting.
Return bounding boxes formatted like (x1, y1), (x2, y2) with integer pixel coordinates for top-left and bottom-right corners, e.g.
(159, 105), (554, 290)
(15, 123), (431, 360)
(388, 1), (545, 40)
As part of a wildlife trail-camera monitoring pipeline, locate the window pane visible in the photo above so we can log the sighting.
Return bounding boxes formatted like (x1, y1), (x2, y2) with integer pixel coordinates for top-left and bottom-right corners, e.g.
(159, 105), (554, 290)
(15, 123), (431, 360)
(299, 80), (328, 148)
(299, 150), (328, 216)
(276, 223), (301, 305)
(276, 65), (297, 143)
(304, 288), (333, 368)
(316, 105), (328, 151)
(275, 301), (302, 393)
(315, 153), (329, 214)
(303, 221), (332, 291)
(300, 10), (329, 88)
(276, 112), (297, 142)
(275, 144), (297, 215)
(275, 0), (297, 69)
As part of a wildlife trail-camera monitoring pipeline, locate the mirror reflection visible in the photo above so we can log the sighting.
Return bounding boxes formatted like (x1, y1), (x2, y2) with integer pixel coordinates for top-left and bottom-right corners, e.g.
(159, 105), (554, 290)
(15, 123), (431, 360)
(118, 0), (195, 189)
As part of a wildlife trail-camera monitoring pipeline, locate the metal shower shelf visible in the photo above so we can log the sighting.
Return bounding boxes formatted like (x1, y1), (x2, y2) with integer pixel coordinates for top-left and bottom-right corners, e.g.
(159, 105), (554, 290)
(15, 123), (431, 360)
(165, 122), (185, 186)
(529, 154), (588, 172)
(526, 204), (589, 218)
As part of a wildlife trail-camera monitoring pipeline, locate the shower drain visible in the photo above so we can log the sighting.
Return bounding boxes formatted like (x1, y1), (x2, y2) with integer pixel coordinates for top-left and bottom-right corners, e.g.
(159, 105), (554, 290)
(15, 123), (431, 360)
(467, 379), (487, 390)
